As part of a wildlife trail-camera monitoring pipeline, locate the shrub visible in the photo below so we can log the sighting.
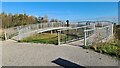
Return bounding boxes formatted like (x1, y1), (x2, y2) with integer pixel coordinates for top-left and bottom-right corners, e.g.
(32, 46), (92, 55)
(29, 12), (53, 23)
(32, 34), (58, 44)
(99, 43), (118, 55)
(90, 39), (120, 58)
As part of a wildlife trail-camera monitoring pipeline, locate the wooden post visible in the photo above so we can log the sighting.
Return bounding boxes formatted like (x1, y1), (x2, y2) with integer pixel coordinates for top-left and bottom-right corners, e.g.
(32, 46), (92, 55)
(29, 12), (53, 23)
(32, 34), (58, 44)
(58, 30), (61, 45)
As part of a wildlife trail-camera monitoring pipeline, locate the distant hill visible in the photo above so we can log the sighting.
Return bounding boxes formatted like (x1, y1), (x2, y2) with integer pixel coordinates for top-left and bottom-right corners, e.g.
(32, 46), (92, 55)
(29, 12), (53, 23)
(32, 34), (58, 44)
(80, 16), (118, 23)
(92, 16), (118, 23)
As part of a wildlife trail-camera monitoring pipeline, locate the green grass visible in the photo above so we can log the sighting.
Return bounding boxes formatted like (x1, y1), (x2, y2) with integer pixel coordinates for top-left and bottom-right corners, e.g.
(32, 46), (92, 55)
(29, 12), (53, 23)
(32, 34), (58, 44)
(20, 30), (83, 45)
(20, 33), (58, 45)
(20, 33), (74, 45)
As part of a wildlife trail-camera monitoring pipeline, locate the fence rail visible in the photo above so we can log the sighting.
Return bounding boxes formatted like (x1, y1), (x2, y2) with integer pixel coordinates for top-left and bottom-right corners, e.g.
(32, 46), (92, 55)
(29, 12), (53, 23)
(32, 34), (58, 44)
(4, 21), (113, 46)
(5, 22), (87, 40)
(58, 23), (113, 46)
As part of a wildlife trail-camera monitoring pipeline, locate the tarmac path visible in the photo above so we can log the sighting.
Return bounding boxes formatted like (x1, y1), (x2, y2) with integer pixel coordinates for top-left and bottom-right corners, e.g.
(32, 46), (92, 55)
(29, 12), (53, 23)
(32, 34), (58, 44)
(2, 40), (119, 67)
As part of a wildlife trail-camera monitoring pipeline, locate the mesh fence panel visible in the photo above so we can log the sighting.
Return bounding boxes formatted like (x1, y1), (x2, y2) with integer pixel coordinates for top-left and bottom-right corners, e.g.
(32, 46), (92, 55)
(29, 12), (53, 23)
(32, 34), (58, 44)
(59, 24), (94, 44)
(86, 24), (113, 46)
(60, 28), (85, 44)
(5, 21), (113, 47)
(5, 22), (66, 39)
(59, 23), (113, 46)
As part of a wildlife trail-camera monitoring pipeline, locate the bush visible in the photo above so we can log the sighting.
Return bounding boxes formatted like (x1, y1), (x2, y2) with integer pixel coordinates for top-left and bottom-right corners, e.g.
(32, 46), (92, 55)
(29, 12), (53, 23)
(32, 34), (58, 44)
(88, 25), (120, 59)
(99, 43), (118, 55)
(90, 39), (120, 58)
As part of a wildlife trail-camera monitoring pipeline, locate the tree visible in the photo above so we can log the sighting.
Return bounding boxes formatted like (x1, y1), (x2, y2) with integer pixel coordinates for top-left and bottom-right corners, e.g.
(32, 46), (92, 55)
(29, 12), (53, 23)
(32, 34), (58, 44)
(1, 12), (9, 28)
(1, 12), (48, 28)
(50, 19), (58, 22)
(37, 15), (49, 23)
(43, 15), (48, 23)
(37, 16), (43, 23)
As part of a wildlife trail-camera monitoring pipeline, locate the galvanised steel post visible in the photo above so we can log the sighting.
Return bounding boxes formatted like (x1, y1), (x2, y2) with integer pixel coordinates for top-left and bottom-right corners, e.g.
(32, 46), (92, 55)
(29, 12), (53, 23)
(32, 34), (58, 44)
(4, 29), (7, 40)
(76, 28), (77, 35)
(58, 30), (61, 45)
(41, 23), (42, 29)
(84, 30), (86, 46)
(52, 22), (53, 28)
(84, 24), (87, 46)
(111, 23), (114, 37)
(17, 26), (20, 41)
(51, 30), (53, 34)
(93, 23), (95, 34)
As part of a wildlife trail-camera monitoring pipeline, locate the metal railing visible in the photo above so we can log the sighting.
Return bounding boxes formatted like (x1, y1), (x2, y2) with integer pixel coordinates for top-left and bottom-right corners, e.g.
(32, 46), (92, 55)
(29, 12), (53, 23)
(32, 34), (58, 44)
(4, 22), (82, 40)
(4, 21), (113, 47)
(58, 23), (113, 46)
(58, 23), (95, 45)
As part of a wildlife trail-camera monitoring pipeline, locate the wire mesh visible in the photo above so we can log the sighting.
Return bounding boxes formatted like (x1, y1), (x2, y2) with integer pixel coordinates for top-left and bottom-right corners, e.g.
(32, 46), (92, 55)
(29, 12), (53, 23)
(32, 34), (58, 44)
(59, 24), (91, 44)
(86, 24), (113, 46)
(5, 22), (66, 39)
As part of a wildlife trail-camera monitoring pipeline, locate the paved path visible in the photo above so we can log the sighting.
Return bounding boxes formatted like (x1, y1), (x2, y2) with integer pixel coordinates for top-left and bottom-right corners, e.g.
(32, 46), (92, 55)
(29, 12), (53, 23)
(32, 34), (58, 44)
(2, 40), (119, 66)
